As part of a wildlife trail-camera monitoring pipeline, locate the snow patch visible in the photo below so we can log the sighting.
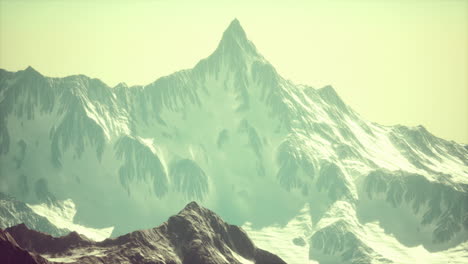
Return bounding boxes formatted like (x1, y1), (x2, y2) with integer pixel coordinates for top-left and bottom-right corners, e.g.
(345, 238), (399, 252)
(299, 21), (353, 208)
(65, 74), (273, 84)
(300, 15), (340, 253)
(44, 248), (107, 263)
(27, 199), (113, 241)
(243, 204), (316, 264)
(231, 249), (254, 264)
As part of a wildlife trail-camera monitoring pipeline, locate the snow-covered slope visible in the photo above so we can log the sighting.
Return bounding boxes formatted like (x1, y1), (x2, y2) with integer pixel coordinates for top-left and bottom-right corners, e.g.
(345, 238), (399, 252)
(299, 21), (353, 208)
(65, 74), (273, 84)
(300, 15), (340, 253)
(0, 19), (467, 263)
(245, 200), (468, 264)
(242, 204), (314, 264)
(0, 193), (112, 241)
(27, 199), (113, 241)
(0, 193), (69, 237)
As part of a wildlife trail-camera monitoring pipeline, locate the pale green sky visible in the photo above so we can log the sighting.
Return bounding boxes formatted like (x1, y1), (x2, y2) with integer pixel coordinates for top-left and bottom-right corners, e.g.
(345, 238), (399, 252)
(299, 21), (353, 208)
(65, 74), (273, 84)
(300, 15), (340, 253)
(0, 0), (467, 143)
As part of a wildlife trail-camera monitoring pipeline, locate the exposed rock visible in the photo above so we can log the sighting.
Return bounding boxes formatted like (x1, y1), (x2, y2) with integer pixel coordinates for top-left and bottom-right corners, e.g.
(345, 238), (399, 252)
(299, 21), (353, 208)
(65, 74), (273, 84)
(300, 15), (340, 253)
(0, 228), (49, 264)
(4, 202), (287, 264)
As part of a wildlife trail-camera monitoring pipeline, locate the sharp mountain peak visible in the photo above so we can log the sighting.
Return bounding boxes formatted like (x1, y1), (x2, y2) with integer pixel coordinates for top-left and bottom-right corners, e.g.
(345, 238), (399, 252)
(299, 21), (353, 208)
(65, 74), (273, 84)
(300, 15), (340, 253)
(22, 66), (42, 77)
(223, 18), (246, 39)
(214, 18), (260, 59)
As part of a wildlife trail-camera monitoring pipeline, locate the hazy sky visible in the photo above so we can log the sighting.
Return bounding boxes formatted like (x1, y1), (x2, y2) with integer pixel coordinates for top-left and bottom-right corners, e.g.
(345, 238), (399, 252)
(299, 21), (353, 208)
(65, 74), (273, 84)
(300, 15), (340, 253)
(0, 0), (467, 143)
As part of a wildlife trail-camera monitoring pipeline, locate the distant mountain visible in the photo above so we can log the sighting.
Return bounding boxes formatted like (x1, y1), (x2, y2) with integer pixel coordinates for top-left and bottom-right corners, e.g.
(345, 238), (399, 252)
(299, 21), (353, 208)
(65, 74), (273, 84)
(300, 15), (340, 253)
(0, 193), (112, 242)
(26, 198), (113, 241)
(0, 193), (69, 237)
(1, 202), (286, 264)
(0, 19), (467, 263)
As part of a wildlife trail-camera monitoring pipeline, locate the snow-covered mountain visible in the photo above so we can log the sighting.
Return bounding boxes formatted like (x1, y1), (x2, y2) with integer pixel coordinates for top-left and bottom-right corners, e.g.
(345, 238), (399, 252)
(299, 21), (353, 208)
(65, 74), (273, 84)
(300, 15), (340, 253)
(0, 193), (69, 237)
(26, 198), (113, 241)
(0, 19), (467, 263)
(0, 193), (112, 241)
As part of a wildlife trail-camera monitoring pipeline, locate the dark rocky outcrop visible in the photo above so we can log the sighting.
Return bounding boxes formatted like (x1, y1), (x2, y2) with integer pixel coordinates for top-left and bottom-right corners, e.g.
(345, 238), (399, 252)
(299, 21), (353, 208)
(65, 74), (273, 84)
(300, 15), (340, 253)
(0, 228), (49, 264)
(2, 202), (287, 264)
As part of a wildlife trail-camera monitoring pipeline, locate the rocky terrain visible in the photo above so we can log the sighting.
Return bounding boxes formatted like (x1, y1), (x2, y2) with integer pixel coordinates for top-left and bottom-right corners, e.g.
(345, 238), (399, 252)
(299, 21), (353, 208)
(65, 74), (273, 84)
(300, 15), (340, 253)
(0, 228), (49, 264)
(1, 201), (285, 264)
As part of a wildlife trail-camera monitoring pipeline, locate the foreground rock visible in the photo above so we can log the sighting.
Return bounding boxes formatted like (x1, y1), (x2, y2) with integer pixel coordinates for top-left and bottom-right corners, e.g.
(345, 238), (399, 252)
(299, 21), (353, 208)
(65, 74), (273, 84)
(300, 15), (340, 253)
(0, 229), (49, 264)
(1, 202), (286, 264)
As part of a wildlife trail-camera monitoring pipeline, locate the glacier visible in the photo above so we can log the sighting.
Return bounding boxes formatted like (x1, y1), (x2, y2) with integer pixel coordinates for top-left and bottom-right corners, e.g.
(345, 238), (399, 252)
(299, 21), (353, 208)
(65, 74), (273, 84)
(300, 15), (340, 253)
(0, 19), (467, 263)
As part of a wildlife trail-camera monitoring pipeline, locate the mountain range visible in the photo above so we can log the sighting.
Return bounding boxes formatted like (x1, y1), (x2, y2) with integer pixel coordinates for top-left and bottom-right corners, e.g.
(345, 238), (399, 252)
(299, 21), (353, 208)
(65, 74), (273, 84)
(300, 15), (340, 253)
(0, 19), (467, 263)
(0, 201), (286, 264)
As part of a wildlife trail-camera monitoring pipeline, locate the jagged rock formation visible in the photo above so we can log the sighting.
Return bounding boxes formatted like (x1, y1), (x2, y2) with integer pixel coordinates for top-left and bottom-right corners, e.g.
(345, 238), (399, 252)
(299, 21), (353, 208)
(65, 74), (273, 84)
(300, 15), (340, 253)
(0, 19), (467, 263)
(2, 202), (286, 264)
(0, 228), (49, 264)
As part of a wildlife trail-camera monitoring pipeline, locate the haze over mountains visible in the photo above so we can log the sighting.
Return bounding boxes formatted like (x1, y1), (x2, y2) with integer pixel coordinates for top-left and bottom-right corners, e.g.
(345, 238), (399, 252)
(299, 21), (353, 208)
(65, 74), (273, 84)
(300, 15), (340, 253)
(0, 19), (467, 263)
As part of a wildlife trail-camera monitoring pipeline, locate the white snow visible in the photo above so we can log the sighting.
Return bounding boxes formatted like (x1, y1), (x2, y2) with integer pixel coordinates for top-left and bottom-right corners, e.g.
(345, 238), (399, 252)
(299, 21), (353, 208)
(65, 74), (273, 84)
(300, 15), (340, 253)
(27, 199), (113, 241)
(1, 20), (467, 264)
(231, 249), (254, 264)
(44, 248), (107, 263)
(243, 204), (316, 264)
(245, 201), (468, 264)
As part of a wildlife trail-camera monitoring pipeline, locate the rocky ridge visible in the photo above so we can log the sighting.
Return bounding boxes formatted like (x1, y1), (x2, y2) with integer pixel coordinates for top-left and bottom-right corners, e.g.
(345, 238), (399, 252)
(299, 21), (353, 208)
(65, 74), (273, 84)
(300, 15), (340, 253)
(1, 202), (286, 264)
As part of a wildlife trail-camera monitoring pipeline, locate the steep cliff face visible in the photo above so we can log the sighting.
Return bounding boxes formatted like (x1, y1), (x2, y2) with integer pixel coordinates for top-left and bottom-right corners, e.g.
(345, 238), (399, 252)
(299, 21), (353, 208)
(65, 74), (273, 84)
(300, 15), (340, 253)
(3, 202), (286, 264)
(0, 19), (467, 263)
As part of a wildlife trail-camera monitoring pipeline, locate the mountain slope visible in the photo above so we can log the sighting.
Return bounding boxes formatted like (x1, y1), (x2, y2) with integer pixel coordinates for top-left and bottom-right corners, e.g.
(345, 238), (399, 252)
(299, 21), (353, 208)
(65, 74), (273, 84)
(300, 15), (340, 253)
(0, 19), (467, 263)
(0, 193), (113, 242)
(0, 228), (50, 264)
(3, 202), (286, 264)
(0, 193), (69, 237)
